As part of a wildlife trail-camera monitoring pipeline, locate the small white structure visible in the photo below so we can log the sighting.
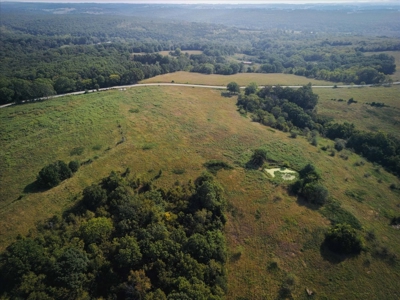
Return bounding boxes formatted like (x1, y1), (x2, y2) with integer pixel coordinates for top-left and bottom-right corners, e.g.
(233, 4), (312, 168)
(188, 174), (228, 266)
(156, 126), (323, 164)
(265, 167), (297, 181)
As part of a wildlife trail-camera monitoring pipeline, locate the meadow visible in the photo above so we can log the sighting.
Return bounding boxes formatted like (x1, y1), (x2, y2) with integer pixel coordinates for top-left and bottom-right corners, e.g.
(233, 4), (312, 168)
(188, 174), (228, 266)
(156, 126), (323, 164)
(316, 85), (400, 139)
(141, 71), (336, 86)
(0, 86), (399, 299)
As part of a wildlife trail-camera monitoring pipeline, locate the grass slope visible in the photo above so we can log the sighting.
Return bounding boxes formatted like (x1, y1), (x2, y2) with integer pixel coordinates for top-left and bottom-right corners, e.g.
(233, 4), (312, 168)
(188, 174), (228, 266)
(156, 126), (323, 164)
(316, 85), (400, 139)
(141, 71), (336, 86)
(0, 87), (399, 299)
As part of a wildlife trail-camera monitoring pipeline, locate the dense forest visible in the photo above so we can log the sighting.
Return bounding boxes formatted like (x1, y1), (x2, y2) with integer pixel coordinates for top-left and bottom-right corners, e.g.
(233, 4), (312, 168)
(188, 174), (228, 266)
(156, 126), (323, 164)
(0, 4), (398, 104)
(0, 171), (227, 299)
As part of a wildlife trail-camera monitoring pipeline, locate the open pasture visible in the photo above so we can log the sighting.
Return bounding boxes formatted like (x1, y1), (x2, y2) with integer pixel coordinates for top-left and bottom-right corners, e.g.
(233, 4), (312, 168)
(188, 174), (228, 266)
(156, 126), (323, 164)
(316, 85), (400, 138)
(141, 71), (336, 86)
(0, 86), (399, 299)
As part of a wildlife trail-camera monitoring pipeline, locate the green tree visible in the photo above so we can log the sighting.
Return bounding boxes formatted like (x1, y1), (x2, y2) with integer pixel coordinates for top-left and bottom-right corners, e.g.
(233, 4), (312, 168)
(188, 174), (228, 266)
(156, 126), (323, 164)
(324, 223), (364, 255)
(54, 76), (76, 94)
(227, 82), (240, 94)
(302, 182), (329, 206)
(0, 87), (15, 104)
(1, 238), (48, 285)
(53, 247), (89, 289)
(80, 217), (113, 244)
(82, 184), (107, 210)
(37, 160), (72, 188)
(244, 82), (258, 95)
(115, 236), (142, 269)
(68, 160), (80, 173)
(249, 148), (268, 168)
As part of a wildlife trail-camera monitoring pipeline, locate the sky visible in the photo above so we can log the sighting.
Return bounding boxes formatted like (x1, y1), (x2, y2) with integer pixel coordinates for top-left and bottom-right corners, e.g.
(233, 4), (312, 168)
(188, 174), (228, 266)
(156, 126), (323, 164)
(3, 0), (399, 3)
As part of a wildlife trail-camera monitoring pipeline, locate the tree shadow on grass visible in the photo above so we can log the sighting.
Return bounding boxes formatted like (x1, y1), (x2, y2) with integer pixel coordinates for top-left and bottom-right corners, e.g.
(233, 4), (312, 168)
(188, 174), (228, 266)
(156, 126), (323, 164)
(220, 91), (235, 98)
(295, 196), (321, 211)
(23, 180), (48, 193)
(319, 240), (357, 264)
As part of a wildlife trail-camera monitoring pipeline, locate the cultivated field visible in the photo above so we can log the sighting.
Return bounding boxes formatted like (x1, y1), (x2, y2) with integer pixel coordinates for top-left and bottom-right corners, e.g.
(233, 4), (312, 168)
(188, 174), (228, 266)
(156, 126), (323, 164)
(1, 86), (399, 299)
(141, 71), (336, 86)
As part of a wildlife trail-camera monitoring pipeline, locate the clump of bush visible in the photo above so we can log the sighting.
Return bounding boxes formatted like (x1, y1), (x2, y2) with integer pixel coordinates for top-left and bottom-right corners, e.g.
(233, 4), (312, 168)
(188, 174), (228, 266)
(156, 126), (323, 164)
(291, 164), (329, 206)
(247, 148), (268, 169)
(334, 139), (346, 151)
(391, 217), (400, 226)
(324, 223), (364, 255)
(37, 160), (78, 188)
(204, 160), (233, 175)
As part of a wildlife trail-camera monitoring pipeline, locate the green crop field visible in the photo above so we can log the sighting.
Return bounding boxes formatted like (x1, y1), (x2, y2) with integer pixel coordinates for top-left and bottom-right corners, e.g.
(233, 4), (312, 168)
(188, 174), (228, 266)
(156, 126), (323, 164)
(141, 71), (336, 86)
(1, 86), (399, 299)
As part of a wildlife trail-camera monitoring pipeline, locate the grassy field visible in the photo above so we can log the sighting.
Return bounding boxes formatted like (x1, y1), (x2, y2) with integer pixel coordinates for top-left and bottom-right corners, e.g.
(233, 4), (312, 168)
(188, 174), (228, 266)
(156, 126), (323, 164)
(1, 86), (400, 299)
(316, 85), (400, 138)
(141, 71), (336, 86)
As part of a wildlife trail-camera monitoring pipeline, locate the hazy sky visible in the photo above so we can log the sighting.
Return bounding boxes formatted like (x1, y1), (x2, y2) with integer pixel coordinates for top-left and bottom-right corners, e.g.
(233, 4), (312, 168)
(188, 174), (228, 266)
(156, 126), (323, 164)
(4, 0), (399, 3)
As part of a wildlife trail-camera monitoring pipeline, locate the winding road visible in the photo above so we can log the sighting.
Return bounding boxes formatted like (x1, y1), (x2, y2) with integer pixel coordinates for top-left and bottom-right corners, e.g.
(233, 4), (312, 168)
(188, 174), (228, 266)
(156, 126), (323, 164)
(1, 81), (399, 109)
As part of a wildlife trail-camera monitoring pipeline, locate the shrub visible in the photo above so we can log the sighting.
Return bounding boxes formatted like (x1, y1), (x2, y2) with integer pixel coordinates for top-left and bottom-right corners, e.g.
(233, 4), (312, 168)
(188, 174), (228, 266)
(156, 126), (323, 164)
(324, 223), (364, 255)
(248, 148), (268, 168)
(302, 182), (329, 206)
(204, 160), (233, 175)
(37, 160), (72, 188)
(391, 217), (400, 226)
(334, 139), (346, 151)
(70, 147), (84, 156)
(68, 160), (80, 173)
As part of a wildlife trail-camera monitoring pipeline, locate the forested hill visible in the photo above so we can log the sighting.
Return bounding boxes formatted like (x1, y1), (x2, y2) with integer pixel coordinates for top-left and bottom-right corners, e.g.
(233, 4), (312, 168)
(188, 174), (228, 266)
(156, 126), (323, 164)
(0, 3), (398, 104)
(0, 170), (228, 299)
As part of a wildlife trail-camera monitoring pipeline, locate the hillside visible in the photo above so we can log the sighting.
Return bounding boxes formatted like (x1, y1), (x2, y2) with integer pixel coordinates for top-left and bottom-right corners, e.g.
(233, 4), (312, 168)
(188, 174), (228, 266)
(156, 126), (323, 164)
(1, 86), (399, 299)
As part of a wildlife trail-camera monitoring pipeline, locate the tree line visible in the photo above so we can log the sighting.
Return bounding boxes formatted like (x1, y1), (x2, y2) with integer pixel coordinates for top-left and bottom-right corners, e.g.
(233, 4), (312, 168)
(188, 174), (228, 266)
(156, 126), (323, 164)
(236, 83), (400, 178)
(1, 13), (397, 104)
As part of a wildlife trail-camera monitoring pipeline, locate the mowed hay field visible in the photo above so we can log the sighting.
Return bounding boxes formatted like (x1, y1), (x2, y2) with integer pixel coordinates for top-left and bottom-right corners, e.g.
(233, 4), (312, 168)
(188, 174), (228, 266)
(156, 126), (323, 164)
(1, 86), (400, 299)
(141, 71), (335, 86)
(316, 85), (400, 139)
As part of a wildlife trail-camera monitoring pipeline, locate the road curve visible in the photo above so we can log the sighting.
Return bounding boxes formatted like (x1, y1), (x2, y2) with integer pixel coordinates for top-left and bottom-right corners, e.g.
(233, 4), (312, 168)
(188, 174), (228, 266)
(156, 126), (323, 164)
(1, 81), (399, 109)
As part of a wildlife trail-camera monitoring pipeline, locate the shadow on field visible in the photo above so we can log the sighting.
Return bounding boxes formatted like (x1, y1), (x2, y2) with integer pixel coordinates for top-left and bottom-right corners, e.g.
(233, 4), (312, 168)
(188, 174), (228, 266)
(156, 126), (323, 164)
(320, 240), (352, 264)
(295, 196), (321, 211)
(220, 92), (235, 98)
(23, 181), (47, 193)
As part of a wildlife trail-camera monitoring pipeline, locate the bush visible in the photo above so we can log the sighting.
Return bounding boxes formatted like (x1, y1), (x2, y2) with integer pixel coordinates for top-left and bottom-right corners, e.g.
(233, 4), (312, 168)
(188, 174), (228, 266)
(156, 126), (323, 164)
(248, 148), (268, 168)
(324, 223), (364, 255)
(204, 160), (233, 175)
(68, 160), (80, 173)
(334, 139), (346, 151)
(302, 182), (329, 206)
(37, 160), (72, 188)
